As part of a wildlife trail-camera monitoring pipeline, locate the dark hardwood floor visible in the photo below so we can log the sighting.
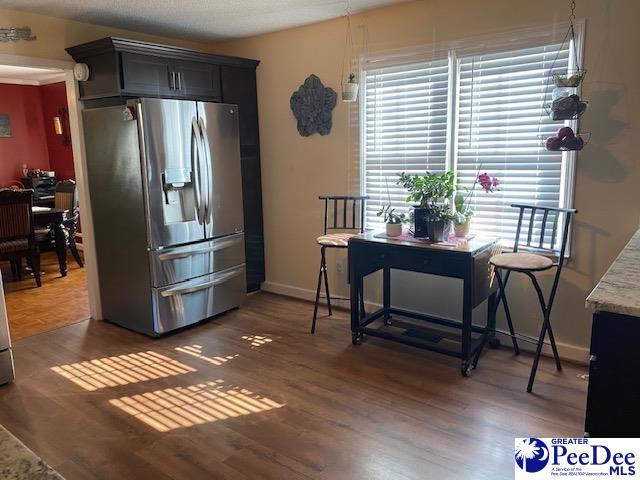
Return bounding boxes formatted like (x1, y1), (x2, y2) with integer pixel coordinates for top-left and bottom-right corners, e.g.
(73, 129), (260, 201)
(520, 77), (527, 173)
(0, 292), (588, 479)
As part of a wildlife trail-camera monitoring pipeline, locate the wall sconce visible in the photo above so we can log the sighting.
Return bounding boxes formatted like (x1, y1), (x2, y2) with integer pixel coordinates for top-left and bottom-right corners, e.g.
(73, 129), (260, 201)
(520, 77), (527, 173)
(53, 108), (71, 147)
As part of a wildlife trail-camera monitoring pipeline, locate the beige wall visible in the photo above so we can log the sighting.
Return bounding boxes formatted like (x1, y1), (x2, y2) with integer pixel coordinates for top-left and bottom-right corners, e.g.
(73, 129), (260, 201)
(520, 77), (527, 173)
(0, 7), (213, 60)
(2, 1), (638, 359)
(210, 0), (640, 359)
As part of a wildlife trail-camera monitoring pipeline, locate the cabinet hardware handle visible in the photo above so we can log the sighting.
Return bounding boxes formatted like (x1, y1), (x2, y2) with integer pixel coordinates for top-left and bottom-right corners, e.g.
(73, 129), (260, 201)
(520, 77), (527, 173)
(176, 71), (182, 90)
(589, 354), (597, 363)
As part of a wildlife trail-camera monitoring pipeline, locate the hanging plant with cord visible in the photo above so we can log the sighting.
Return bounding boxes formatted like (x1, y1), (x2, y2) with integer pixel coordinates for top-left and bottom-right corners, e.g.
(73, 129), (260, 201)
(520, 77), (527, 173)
(341, 6), (359, 102)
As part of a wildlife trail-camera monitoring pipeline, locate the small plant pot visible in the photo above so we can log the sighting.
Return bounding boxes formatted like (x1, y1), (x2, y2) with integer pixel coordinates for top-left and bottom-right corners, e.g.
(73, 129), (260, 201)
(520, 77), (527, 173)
(412, 207), (429, 237)
(342, 82), (359, 102)
(386, 222), (402, 237)
(454, 219), (471, 238)
(426, 220), (451, 242)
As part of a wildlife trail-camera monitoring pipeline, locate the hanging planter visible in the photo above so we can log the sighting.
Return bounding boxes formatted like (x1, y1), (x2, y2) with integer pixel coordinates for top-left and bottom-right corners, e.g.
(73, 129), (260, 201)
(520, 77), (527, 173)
(540, 127), (591, 151)
(552, 68), (587, 88)
(342, 73), (359, 102)
(340, 6), (360, 103)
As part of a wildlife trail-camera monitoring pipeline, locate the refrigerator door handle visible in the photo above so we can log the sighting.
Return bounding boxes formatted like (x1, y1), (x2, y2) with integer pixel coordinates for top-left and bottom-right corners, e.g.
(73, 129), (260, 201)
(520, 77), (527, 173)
(160, 267), (244, 297)
(191, 118), (204, 224)
(198, 118), (214, 224)
(158, 235), (243, 261)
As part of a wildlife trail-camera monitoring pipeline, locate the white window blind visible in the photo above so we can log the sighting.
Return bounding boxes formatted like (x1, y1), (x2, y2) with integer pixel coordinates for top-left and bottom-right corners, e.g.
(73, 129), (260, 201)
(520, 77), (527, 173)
(362, 38), (576, 244)
(456, 43), (569, 245)
(363, 59), (449, 229)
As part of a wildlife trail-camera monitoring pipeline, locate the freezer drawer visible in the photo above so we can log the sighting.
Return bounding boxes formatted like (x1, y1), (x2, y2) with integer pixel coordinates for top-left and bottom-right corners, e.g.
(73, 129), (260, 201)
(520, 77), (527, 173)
(150, 233), (245, 287)
(152, 264), (246, 334)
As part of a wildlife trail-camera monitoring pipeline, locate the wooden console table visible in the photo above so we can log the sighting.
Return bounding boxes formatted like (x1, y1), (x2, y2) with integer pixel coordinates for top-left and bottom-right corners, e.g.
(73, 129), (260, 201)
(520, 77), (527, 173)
(348, 232), (501, 376)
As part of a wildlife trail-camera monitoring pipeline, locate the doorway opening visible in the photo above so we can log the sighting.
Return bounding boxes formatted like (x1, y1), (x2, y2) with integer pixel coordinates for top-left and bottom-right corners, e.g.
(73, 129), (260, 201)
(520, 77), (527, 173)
(0, 63), (90, 339)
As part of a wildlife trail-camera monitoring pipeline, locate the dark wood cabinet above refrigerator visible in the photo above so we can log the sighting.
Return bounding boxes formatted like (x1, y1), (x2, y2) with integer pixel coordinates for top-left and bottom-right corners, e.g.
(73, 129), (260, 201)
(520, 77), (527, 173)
(66, 37), (266, 292)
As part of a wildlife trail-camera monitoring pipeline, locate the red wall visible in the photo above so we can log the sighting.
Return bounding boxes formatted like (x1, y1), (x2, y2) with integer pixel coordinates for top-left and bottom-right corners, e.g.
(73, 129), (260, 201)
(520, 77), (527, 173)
(40, 82), (75, 181)
(0, 82), (75, 188)
(0, 83), (50, 187)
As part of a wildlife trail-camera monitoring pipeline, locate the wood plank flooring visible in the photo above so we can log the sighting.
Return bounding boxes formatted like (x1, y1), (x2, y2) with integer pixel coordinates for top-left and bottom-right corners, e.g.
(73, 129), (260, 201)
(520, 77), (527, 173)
(2, 251), (89, 339)
(0, 292), (588, 479)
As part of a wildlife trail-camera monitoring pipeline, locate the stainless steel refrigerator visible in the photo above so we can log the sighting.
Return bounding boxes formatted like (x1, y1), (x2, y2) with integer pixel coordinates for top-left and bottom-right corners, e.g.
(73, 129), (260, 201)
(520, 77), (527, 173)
(83, 98), (246, 336)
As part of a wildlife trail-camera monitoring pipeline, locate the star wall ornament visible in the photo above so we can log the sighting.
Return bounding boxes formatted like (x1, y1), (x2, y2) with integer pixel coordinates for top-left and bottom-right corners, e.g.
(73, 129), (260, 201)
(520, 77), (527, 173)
(289, 74), (337, 137)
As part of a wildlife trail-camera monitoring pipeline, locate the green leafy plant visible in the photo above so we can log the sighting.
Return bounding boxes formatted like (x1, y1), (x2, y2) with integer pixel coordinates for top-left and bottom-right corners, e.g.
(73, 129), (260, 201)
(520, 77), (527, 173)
(348, 72), (356, 83)
(377, 205), (407, 224)
(397, 171), (455, 222)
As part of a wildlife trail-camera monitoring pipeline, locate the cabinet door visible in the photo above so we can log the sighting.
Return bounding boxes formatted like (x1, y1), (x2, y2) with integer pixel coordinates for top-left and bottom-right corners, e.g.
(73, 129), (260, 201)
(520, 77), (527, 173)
(585, 311), (640, 437)
(121, 53), (174, 97)
(220, 66), (259, 145)
(240, 145), (265, 291)
(175, 61), (221, 101)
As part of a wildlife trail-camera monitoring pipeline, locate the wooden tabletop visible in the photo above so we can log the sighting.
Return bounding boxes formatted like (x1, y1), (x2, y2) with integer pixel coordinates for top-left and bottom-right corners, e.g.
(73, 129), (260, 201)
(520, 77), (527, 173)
(349, 230), (500, 256)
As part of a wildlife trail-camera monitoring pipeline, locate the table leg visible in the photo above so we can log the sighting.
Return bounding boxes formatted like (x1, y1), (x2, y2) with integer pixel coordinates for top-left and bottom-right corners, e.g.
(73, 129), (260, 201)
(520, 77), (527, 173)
(461, 276), (472, 376)
(53, 223), (68, 277)
(383, 266), (391, 325)
(349, 256), (362, 345)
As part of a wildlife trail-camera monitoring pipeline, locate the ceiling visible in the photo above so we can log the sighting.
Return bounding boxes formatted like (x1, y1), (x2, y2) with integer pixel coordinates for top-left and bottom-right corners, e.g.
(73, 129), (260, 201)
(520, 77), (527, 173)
(2, 0), (406, 41)
(0, 65), (65, 86)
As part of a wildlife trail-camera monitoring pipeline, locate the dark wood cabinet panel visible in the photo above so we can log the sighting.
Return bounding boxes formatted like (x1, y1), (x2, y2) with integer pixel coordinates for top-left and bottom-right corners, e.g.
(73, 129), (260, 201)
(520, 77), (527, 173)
(221, 66), (259, 146)
(121, 53), (174, 97)
(585, 311), (640, 437)
(67, 37), (265, 291)
(240, 145), (266, 292)
(176, 61), (221, 101)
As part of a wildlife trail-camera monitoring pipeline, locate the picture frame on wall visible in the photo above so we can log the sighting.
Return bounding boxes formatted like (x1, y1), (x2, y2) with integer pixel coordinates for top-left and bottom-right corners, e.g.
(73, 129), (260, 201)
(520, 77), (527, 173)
(0, 115), (11, 138)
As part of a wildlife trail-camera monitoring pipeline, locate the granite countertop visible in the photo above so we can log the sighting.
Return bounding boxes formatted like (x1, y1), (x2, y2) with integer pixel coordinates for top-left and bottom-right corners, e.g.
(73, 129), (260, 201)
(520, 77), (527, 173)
(586, 229), (640, 316)
(0, 425), (63, 480)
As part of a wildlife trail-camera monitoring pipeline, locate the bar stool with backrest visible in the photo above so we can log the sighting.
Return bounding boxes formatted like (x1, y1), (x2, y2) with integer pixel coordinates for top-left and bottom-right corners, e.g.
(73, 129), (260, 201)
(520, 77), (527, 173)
(490, 203), (577, 392)
(311, 195), (368, 334)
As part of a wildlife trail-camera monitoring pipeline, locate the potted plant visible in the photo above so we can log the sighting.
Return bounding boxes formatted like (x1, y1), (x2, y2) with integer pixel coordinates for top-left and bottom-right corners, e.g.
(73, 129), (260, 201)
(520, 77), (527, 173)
(453, 169), (501, 237)
(377, 205), (406, 237)
(342, 72), (359, 102)
(397, 171), (455, 241)
(453, 192), (473, 237)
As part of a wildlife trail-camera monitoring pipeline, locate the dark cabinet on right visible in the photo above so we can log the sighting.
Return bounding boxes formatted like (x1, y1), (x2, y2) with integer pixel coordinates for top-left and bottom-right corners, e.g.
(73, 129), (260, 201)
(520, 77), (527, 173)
(585, 311), (640, 437)
(221, 66), (265, 292)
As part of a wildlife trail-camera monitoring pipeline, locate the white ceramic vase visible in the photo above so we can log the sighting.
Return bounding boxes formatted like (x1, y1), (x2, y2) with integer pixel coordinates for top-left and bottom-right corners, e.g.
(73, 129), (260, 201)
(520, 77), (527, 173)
(386, 222), (402, 237)
(342, 82), (359, 102)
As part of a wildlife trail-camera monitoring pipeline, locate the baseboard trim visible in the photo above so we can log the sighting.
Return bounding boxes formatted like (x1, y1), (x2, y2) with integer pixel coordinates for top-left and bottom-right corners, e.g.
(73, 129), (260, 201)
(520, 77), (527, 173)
(261, 280), (589, 365)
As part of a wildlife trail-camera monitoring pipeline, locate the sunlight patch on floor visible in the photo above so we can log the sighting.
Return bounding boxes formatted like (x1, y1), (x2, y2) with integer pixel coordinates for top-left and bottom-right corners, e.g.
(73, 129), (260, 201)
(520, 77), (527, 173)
(50, 351), (196, 391)
(241, 335), (273, 347)
(109, 379), (285, 432)
(175, 345), (238, 366)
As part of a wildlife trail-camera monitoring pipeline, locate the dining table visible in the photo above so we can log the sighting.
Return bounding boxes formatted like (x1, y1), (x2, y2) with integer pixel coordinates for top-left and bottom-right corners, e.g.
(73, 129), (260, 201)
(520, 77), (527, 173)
(32, 206), (68, 277)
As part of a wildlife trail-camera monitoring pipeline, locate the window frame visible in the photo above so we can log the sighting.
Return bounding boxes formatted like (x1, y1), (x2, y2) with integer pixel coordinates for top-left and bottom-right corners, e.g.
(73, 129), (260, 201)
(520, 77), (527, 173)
(359, 21), (585, 253)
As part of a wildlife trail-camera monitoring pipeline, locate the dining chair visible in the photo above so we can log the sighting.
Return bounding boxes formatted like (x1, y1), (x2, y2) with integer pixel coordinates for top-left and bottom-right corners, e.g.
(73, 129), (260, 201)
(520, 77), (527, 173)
(35, 180), (83, 267)
(0, 188), (41, 287)
(490, 203), (577, 392)
(311, 195), (368, 334)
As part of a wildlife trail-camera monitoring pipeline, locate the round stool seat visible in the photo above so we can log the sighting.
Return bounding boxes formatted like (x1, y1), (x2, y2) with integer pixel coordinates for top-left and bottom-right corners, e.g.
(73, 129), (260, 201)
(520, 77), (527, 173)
(316, 233), (356, 247)
(490, 252), (553, 272)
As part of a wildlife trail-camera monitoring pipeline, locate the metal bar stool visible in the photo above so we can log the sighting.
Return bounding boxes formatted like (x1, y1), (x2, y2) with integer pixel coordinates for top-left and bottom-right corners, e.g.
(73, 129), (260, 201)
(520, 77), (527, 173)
(311, 195), (368, 334)
(490, 203), (577, 392)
